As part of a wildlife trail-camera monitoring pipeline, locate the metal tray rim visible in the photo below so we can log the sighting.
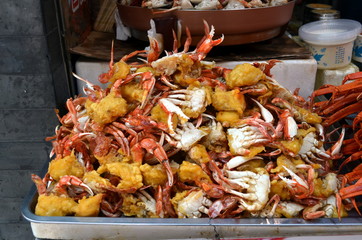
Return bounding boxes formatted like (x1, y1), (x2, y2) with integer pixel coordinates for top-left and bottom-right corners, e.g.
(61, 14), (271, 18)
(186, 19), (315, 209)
(22, 185), (362, 227)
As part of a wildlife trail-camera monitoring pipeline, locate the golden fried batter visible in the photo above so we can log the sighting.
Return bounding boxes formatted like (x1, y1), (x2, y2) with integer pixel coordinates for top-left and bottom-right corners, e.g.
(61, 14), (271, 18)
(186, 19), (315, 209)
(95, 148), (124, 166)
(178, 161), (211, 184)
(108, 61), (130, 83)
(188, 144), (210, 164)
(85, 92), (128, 125)
(120, 82), (144, 103)
(212, 87), (246, 115)
(140, 163), (168, 188)
(270, 180), (291, 201)
(216, 111), (240, 126)
(270, 155), (304, 174)
(82, 170), (112, 193)
(75, 194), (103, 217)
(151, 104), (178, 129)
(236, 159), (265, 172)
(97, 162), (143, 190)
(226, 63), (265, 88)
(279, 139), (301, 155)
(121, 193), (156, 218)
(244, 146), (265, 158)
(48, 152), (84, 181)
(295, 106), (322, 124)
(35, 194), (78, 216)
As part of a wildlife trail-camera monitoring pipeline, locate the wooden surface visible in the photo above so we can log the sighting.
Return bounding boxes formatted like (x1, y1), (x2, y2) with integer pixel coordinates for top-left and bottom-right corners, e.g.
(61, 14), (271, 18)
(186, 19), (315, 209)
(70, 31), (148, 61)
(206, 34), (312, 61)
(70, 31), (312, 61)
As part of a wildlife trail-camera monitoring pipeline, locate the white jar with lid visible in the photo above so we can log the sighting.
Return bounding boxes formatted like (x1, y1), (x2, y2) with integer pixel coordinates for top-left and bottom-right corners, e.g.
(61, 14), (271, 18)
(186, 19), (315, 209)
(353, 32), (362, 63)
(299, 19), (361, 69)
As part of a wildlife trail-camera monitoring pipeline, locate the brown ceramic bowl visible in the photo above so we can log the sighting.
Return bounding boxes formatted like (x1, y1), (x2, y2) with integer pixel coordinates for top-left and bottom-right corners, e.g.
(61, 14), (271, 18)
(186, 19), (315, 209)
(117, 1), (296, 46)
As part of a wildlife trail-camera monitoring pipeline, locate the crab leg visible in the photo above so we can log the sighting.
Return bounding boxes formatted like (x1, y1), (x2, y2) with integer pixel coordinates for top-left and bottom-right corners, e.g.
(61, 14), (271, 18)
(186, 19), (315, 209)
(316, 92), (361, 115)
(326, 127), (345, 158)
(312, 79), (362, 98)
(353, 111), (362, 130)
(339, 178), (362, 200)
(344, 168), (362, 183)
(339, 150), (362, 171)
(342, 71), (362, 84)
(342, 138), (361, 155)
(322, 102), (362, 127)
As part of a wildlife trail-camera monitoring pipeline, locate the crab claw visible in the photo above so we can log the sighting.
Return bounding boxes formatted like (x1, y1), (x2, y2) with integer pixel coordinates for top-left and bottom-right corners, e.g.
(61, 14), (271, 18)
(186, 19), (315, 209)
(326, 127), (345, 158)
(55, 175), (94, 196)
(251, 98), (274, 123)
(226, 155), (262, 170)
(192, 20), (224, 61)
(280, 109), (298, 140)
(159, 98), (189, 133)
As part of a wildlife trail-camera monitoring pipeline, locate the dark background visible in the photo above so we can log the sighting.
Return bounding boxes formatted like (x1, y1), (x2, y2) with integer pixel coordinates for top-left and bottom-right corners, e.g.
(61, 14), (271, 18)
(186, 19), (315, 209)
(0, 0), (65, 239)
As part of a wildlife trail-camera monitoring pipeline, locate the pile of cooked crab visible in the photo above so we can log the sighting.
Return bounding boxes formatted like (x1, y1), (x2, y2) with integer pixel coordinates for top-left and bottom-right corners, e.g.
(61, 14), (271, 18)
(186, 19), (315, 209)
(120, 0), (290, 10)
(31, 22), (362, 220)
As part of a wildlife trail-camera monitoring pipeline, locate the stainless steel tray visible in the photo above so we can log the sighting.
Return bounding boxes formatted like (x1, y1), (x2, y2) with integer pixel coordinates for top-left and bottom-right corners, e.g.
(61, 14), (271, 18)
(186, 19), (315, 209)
(22, 184), (362, 240)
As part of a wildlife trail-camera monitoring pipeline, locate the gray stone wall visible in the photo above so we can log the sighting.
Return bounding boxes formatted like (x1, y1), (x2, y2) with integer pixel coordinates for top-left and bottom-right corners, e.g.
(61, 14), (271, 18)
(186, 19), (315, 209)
(0, 0), (68, 239)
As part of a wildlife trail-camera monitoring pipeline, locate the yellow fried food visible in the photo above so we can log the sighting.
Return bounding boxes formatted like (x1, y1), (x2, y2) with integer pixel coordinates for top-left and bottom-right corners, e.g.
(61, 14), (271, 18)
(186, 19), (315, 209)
(85, 92), (128, 125)
(216, 111), (240, 126)
(178, 161), (211, 184)
(120, 82), (144, 103)
(188, 144), (210, 164)
(140, 163), (168, 188)
(279, 139), (301, 155)
(97, 162), (143, 190)
(212, 87), (246, 114)
(48, 152), (84, 181)
(226, 63), (265, 88)
(151, 104), (178, 129)
(181, 86), (212, 118)
(95, 148), (124, 166)
(82, 170), (112, 193)
(120, 193), (157, 218)
(270, 155), (304, 174)
(121, 193), (144, 217)
(75, 194), (103, 217)
(313, 173), (338, 198)
(108, 61), (130, 83)
(35, 194), (78, 216)
(295, 106), (322, 124)
(172, 54), (200, 87)
(244, 146), (265, 158)
(136, 66), (155, 74)
(171, 190), (188, 215)
(297, 127), (316, 138)
(236, 159), (265, 172)
(270, 180), (291, 201)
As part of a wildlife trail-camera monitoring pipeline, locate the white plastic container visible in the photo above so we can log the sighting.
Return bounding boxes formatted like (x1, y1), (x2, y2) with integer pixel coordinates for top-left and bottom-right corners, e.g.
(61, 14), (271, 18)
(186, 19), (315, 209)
(315, 62), (359, 89)
(353, 32), (362, 63)
(299, 19), (361, 69)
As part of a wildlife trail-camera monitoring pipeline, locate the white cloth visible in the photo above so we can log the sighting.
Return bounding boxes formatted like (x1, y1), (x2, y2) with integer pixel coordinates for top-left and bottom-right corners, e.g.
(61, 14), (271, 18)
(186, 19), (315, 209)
(115, 10), (131, 41)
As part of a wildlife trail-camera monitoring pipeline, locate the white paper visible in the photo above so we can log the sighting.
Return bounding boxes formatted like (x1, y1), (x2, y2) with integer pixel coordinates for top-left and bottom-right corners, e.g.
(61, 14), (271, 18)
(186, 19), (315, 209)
(115, 10), (131, 41)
